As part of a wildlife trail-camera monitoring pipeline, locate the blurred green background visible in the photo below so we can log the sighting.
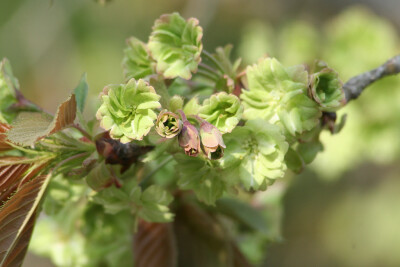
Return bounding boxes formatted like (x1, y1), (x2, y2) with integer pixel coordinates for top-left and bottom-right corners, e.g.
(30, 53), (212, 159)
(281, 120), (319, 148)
(1, 0), (400, 266)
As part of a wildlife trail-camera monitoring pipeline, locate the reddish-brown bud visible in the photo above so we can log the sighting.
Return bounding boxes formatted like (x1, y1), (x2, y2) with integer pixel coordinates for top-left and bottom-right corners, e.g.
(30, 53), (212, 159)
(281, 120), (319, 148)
(199, 121), (226, 160)
(178, 120), (200, 157)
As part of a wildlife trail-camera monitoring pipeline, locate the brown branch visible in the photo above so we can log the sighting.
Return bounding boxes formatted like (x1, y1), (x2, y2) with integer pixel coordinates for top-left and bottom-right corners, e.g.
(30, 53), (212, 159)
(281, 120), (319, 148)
(343, 55), (400, 102)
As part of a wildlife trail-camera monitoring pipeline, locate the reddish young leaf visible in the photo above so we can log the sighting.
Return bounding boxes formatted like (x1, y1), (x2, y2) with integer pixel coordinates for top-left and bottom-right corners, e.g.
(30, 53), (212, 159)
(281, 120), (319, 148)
(0, 158), (47, 205)
(49, 94), (77, 135)
(133, 220), (177, 267)
(1, 212), (36, 267)
(0, 123), (12, 152)
(0, 157), (31, 204)
(0, 174), (50, 267)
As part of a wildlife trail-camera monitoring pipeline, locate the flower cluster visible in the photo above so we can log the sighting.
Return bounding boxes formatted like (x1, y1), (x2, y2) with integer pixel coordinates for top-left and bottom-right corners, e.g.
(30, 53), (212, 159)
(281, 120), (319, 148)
(95, 12), (346, 206)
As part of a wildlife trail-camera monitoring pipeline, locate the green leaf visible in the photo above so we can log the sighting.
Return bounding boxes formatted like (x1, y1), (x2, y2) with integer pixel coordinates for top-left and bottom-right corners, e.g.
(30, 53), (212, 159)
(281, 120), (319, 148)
(149, 75), (170, 108)
(284, 147), (304, 173)
(199, 92), (243, 134)
(297, 139), (323, 164)
(183, 96), (201, 116)
(175, 154), (227, 205)
(92, 181), (174, 223)
(86, 162), (115, 192)
(139, 185), (174, 222)
(148, 13), (203, 79)
(7, 94), (77, 146)
(241, 58), (321, 136)
(91, 184), (134, 215)
(123, 37), (155, 80)
(221, 120), (288, 190)
(96, 79), (161, 143)
(73, 73), (89, 113)
(213, 45), (242, 79)
(216, 197), (269, 235)
(0, 58), (19, 123)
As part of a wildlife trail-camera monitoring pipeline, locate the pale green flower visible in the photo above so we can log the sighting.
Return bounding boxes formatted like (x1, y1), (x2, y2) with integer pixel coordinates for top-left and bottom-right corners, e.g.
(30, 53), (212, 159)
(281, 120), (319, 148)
(241, 57), (321, 136)
(199, 92), (243, 134)
(148, 12), (203, 79)
(96, 79), (161, 143)
(221, 120), (288, 190)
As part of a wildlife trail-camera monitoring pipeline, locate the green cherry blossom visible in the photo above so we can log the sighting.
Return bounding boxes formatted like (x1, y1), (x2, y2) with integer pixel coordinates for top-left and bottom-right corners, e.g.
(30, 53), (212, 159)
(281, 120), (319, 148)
(96, 79), (161, 143)
(241, 57), (321, 136)
(199, 92), (243, 134)
(148, 12), (203, 80)
(221, 120), (289, 190)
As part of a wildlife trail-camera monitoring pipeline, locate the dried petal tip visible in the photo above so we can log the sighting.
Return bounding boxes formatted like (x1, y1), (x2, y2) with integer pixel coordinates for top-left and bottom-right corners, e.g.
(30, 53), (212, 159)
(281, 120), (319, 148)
(155, 110), (183, 138)
(199, 120), (226, 160)
(178, 120), (200, 157)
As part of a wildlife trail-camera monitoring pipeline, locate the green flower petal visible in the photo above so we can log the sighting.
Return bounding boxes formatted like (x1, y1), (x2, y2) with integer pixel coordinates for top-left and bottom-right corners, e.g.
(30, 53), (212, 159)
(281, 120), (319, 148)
(96, 78), (161, 142)
(241, 57), (321, 136)
(221, 119), (288, 190)
(199, 92), (243, 134)
(148, 13), (203, 80)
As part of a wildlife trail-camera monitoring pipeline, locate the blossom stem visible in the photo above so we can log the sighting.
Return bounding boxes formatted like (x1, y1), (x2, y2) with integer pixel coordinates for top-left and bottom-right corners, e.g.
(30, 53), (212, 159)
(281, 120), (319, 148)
(202, 50), (225, 73)
(177, 109), (188, 121)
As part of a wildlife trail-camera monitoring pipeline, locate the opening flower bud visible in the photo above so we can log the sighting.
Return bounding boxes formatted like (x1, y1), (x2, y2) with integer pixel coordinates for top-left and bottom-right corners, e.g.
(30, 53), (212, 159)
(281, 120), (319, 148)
(178, 120), (201, 157)
(155, 110), (183, 138)
(199, 120), (226, 160)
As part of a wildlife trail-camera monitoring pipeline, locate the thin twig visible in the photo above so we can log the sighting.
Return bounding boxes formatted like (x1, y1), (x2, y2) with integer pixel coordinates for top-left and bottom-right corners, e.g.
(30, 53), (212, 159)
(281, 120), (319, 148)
(343, 55), (400, 102)
(71, 124), (92, 141)
(202, 50), (225, 73)
(196, 69), (219, 81)
(199, 62), (218, 74)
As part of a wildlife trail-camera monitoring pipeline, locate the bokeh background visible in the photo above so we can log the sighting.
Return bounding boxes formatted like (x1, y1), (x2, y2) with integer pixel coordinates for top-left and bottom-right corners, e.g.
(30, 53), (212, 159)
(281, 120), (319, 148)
(1, 0), (400, 266)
